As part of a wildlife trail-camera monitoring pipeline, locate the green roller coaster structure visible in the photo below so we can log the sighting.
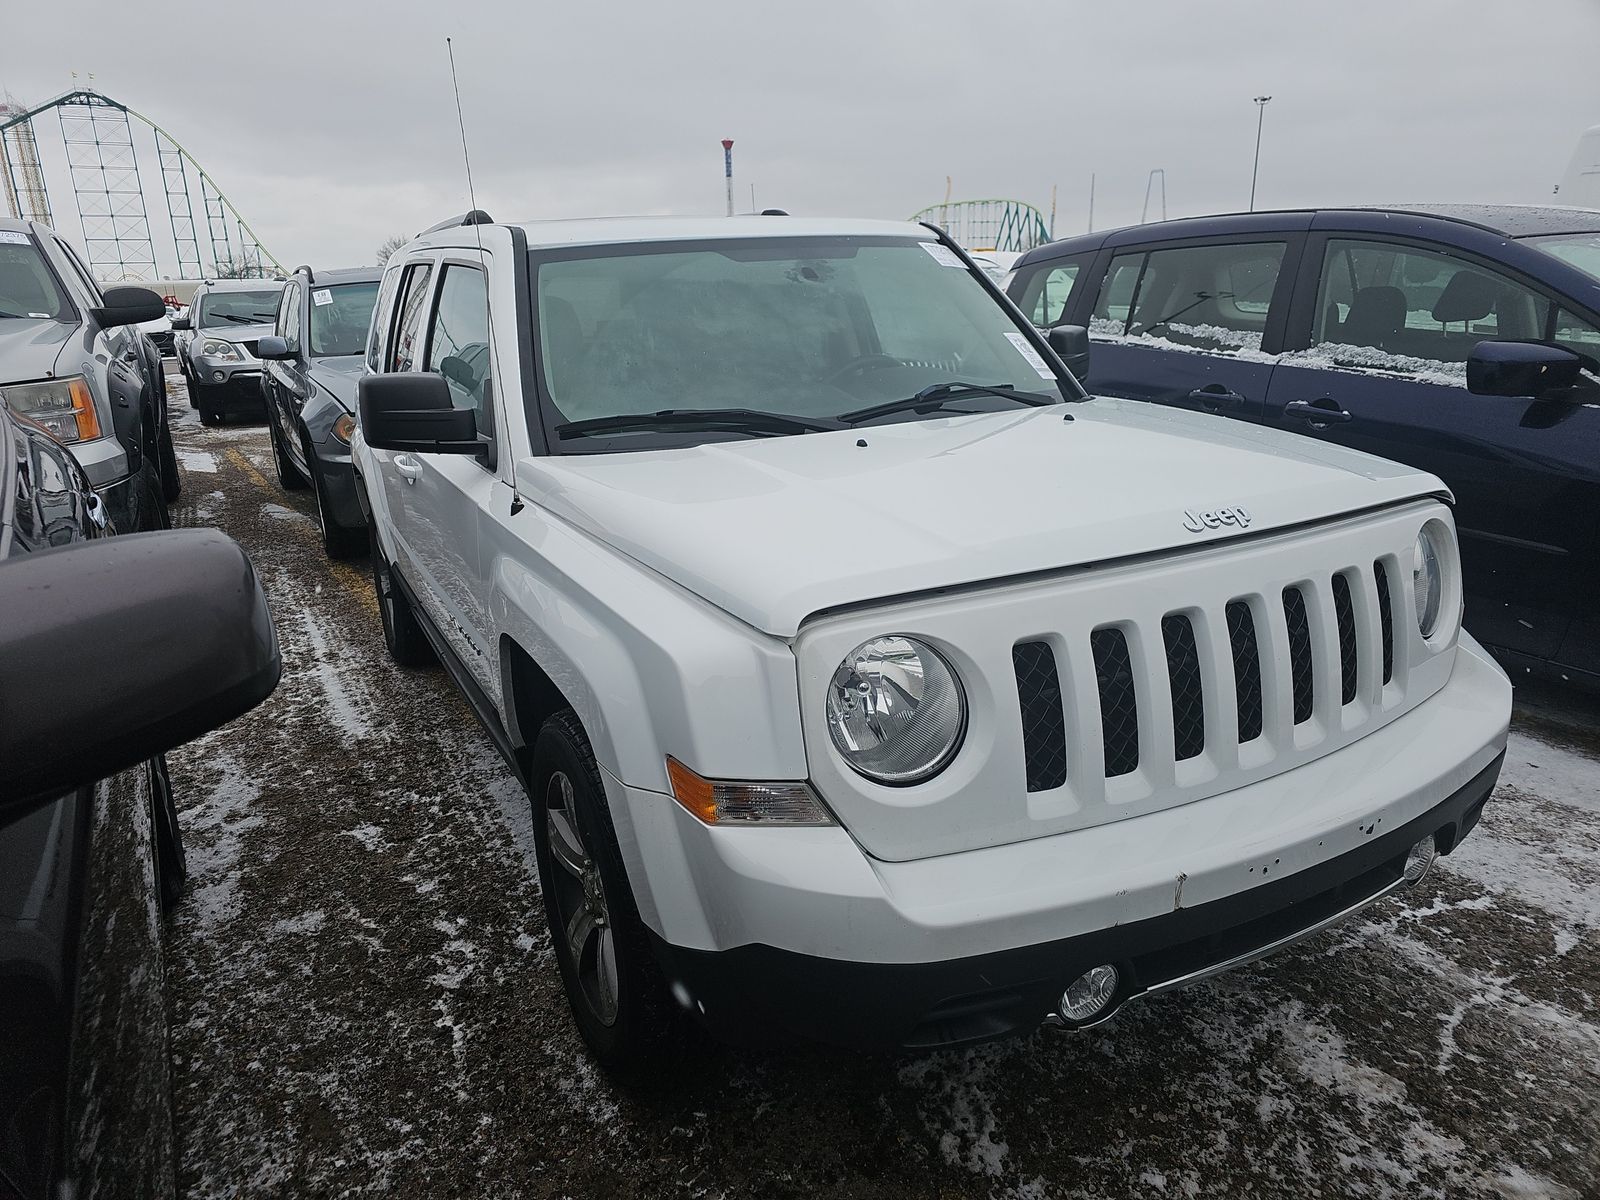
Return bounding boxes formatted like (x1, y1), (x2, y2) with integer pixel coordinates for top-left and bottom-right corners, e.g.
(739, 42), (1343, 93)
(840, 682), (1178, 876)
(909, 198), (1052, 253)
(0, 88), (282, 282)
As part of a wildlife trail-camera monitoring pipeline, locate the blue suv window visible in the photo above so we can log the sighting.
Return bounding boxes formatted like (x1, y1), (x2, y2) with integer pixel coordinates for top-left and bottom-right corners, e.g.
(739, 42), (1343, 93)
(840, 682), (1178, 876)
(1311, 240), (1550, 375)
(1096, 242), (1286, 353)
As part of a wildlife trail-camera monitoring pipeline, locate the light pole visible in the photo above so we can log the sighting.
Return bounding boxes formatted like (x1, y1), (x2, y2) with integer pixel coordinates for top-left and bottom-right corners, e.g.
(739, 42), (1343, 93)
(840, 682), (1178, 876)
(1249, 96), (1271, 212)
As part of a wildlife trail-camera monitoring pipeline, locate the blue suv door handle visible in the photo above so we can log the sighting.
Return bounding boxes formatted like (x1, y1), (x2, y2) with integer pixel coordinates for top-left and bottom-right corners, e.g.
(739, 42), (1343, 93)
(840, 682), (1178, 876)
(1284, 398), (1354, 426)
(1186, 385), (1247, 412)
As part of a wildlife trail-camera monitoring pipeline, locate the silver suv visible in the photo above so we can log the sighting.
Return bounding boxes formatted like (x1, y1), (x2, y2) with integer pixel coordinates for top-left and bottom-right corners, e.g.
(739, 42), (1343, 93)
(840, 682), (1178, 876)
(173, 278), (285, 424)
(0, 216), (179, 530)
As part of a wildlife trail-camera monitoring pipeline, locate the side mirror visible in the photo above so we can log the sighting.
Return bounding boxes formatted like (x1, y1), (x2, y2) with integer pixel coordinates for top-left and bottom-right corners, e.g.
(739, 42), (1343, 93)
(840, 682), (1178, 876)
(257, 335), (293, 360)
(0, 529), (281, 809)
(1467, 341), (1583, 398)
(171, 314), (192, 330)
(1047, 324), (1091, 380)
(90, 285), (168, 329)
(358, 372), (480, 454)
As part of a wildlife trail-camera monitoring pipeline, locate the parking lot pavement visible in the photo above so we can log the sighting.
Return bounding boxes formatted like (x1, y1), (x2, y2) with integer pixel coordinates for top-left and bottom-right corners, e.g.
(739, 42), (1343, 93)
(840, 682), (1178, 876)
(161, 371), (1600, 1200)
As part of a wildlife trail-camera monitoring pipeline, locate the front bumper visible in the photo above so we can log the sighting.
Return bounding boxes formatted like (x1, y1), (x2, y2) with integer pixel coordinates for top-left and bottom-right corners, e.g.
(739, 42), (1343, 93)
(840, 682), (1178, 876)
(610, 635), (1510, 1051)
(190, 364), (263, 414)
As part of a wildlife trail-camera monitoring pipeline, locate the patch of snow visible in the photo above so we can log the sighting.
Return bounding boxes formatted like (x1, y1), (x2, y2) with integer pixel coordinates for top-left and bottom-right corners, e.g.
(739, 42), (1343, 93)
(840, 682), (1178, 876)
(262, 502), (310, 523)
(272, 910), (326, 936)
(177, 448), (218, 473)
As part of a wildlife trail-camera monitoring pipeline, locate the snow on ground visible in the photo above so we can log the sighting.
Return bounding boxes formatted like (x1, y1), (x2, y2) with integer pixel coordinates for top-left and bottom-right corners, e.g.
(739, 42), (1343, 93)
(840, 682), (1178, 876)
(160, 377), (1600, 1199)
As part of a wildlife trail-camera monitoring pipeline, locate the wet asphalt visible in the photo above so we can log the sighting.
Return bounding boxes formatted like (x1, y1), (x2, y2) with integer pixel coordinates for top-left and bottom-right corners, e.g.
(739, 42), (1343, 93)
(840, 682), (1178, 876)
(160, 366), (1600, 1199)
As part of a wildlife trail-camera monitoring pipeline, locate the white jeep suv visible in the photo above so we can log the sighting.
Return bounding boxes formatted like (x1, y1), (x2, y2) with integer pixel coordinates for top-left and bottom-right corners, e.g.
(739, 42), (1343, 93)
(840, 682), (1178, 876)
(352, 213), (1511, 1066)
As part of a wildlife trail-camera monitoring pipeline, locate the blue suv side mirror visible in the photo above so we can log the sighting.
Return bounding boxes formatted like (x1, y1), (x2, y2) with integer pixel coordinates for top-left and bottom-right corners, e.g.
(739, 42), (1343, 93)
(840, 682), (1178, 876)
(1467, 341), (1584, 399)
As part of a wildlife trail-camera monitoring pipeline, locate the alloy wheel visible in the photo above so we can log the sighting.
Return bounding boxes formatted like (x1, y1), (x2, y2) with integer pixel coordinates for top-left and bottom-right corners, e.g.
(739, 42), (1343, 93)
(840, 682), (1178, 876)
(545, 771), (619, 1026)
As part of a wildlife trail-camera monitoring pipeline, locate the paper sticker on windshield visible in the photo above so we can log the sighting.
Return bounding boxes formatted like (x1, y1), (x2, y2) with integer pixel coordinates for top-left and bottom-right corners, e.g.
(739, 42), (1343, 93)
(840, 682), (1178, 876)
(312, 288), (333, 306)
(0, 230), (29, 245)
(1003, 331), (1057, 380)
(921, 242), (966, 269)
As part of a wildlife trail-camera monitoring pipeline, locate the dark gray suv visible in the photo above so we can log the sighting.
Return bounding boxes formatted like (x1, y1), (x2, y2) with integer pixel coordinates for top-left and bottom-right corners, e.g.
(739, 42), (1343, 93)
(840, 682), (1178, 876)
(259, 265), (380, 558)
(0, 217), (179, 532)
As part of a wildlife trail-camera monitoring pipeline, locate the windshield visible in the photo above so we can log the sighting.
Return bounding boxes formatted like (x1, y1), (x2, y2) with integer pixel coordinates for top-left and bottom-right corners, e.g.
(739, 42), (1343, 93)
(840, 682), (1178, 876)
(533, 236), (1072, 450)
(1527, 231), (1600, 283)
(308, 281), (379, 357)
(0, 238), (70, 321)
(198, 289), (281, 328)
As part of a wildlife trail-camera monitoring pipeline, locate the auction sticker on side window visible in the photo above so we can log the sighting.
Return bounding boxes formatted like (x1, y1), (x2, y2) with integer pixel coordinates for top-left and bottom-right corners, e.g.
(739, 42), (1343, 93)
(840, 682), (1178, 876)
(0, 230), (30, 245)
(1003, 331), (1056, 379)
(921, 242), (967, 268)
(312, 289), (333, 306)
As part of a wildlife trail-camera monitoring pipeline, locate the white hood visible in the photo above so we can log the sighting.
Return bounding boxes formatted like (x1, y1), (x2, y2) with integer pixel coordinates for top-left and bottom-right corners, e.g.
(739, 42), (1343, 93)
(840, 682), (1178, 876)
(515, 399), (1446, 638)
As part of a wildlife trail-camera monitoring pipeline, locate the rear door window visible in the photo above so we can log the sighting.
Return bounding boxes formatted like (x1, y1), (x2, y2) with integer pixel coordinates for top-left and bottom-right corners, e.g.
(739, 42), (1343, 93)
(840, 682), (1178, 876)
(387, 263), (434, 373)
(366, 267), (402, 371)
(1118, 241), (1287, 352)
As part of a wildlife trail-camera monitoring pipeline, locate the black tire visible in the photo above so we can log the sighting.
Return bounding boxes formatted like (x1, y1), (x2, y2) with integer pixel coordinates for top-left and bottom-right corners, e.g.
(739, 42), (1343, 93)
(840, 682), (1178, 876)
(154, 405), (182, 504)
(149, 755), (187, 912)
(130, 459), (171, 532)
(305, 434), (364, 560)
(269, 417), (308, 491)
(369, 524), (434, 667)
(530, 710), (677, 1072)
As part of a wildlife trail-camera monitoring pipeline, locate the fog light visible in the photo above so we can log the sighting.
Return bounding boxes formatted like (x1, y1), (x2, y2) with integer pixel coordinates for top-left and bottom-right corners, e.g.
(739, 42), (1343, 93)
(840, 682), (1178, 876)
(1403, 837), (1437, 886)
(211, 369), (225, 383)
(1058, 964), (1120, 1025)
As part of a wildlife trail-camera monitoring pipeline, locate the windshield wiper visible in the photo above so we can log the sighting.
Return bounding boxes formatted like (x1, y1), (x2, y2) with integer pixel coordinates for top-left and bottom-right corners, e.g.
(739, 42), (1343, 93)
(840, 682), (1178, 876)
(554, 408), (841, 440)
(209, 312), (263, 325)
(840, 381), (1052, 425)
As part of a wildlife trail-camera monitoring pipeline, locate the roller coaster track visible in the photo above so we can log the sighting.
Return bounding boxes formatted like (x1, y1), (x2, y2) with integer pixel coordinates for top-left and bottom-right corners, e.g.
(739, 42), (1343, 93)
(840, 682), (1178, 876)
(0, 88), (282, 281)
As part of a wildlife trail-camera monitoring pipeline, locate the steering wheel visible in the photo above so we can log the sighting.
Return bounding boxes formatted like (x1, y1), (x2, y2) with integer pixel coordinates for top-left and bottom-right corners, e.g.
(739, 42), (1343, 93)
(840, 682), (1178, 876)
(821, 353), (904, 388)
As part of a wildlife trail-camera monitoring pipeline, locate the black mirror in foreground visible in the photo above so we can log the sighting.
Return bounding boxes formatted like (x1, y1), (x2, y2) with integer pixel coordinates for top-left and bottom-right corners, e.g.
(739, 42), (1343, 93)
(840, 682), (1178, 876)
(89, 285), (168, 329)
(256, 334), (294, 360)
(1467, 340), (1584, 398)
(1047, 324), (1091, 381)
(0, 529), (281, 808)
(358, 372), (481, 454)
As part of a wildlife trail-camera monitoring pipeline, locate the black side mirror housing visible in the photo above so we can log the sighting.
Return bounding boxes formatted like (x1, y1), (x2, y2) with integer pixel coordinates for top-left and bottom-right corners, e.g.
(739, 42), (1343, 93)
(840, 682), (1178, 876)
(1467, 341), (1583, 398)
(358, 372), (480, 454)
(0, 529), (281, 810)
(171, 314), (192, 330)
(1047, 324), (1091, 380)
(256, 335), (293, 360)
(90, 285), (168, 329)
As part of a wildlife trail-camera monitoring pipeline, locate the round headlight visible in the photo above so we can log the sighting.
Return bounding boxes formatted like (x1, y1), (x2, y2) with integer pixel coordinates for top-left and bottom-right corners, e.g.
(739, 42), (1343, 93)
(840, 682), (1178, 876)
(826, 636), (966, 785)
(1413, 526), (1444, 638)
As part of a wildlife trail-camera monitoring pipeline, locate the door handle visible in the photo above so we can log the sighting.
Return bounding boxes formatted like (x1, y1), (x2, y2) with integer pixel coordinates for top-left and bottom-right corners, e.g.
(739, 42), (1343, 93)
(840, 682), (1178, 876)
(394, 454), (423, 483)
(1186, 385), (1247, 412)
(1283, 398), (1353, 426)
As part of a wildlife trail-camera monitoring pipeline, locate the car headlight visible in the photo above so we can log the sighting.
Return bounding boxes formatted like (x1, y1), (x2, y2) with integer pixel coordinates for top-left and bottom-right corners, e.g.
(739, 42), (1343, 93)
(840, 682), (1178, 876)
(1412, 521), (1451, 640)
(199, 339), (243, 361)
(826, 635), (966, 785)
(0, 376), (102, 443)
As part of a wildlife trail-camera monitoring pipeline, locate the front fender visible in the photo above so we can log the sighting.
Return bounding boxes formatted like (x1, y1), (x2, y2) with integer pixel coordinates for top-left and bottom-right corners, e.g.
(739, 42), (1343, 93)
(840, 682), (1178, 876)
(486, 506), (807, 795)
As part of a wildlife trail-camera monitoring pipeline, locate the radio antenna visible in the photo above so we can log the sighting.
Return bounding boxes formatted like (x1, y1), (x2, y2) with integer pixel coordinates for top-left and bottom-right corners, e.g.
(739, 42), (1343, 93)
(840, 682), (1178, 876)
(444, 37), (511, 496)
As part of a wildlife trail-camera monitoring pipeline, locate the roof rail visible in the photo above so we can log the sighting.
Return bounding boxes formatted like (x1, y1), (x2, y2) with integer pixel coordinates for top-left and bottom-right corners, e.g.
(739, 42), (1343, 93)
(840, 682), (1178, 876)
(292, 263), (314, 282)
(417, 210), (494, 237)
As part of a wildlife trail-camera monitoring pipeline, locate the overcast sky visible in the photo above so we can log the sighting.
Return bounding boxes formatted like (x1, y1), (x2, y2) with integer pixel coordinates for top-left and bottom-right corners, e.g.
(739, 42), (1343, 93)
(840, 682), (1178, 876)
(7, 0), (1600, 274)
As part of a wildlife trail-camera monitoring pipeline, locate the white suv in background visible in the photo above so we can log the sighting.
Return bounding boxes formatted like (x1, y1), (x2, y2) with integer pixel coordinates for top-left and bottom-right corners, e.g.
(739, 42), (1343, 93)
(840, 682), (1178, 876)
(352, 213), (1511, 1068)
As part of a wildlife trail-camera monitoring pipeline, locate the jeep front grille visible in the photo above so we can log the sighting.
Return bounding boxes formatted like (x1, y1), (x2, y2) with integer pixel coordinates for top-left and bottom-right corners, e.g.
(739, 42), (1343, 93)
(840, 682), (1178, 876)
(1012, 558), (1402, 790)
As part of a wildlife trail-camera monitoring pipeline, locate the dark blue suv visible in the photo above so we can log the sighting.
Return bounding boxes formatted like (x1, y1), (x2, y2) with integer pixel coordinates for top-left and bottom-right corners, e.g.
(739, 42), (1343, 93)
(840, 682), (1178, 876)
(1008, 204), (1600, 687)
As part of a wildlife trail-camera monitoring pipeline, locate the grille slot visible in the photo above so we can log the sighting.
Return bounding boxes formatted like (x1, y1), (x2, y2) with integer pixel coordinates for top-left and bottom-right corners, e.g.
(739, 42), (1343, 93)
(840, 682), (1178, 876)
(1226, 600), (1264, 743)
(1091, 627), (1140, 778)
(1374, 560), (1395, 685)
(1282, 586), (1315, 724)
(1012, 641), (1068, 792)
(1332, 573), (1358, 705)
(1162, 614), (1206, 762)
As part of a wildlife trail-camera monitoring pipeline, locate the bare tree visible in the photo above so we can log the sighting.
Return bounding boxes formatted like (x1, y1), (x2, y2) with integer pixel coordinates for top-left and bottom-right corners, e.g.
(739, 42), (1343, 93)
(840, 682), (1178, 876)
(211, 255), (256, 280)
(376, 234), (408, 266)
